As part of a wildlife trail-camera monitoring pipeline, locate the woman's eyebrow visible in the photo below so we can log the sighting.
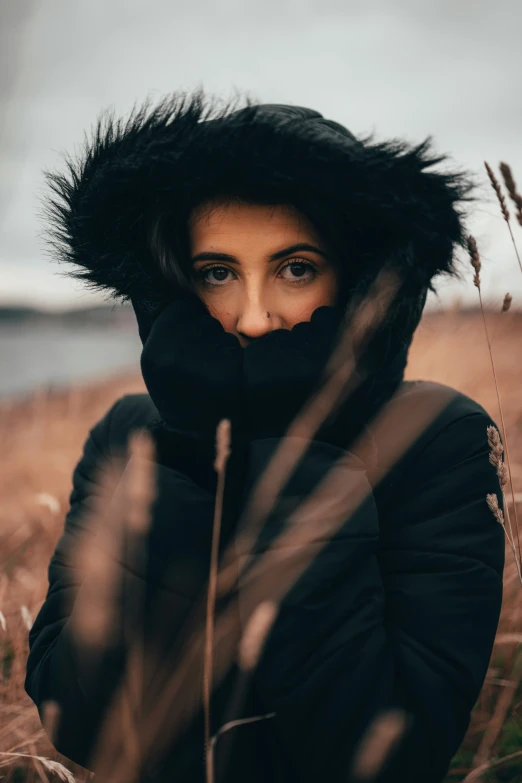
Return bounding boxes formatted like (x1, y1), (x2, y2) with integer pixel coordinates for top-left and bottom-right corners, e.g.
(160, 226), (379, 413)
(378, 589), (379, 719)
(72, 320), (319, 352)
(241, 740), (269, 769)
(190, 243), (327, 264)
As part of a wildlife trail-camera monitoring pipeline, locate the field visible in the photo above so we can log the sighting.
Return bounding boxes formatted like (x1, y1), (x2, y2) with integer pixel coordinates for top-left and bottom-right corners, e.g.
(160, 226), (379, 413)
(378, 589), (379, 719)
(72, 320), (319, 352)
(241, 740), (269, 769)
(1, 307), (522, 782)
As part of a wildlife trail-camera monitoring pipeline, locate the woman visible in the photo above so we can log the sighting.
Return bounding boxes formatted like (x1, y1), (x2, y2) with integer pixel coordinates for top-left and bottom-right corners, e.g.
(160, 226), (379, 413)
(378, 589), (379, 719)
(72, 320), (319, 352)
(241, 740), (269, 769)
(25, 89), (505, 783)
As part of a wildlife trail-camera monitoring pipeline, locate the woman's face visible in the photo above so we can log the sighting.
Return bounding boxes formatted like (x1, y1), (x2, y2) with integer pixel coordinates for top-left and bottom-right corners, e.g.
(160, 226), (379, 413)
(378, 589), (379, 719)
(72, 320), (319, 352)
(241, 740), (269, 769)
(188, 198), (339, 347)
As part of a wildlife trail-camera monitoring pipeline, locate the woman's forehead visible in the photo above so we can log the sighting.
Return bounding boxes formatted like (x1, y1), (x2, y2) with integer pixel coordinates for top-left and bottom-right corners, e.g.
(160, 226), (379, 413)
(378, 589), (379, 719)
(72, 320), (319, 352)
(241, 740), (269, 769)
(188, 199), (322, 243)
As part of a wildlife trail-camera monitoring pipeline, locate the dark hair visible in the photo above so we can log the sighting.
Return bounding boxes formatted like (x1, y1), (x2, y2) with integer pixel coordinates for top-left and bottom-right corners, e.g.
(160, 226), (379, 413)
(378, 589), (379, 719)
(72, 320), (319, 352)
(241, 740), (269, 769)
(149, 208), (193, 294)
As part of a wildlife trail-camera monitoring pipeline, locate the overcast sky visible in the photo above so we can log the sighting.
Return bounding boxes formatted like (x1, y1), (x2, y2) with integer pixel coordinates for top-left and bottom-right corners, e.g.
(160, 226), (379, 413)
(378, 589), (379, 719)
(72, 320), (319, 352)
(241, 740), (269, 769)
(1, 0), (521, 311)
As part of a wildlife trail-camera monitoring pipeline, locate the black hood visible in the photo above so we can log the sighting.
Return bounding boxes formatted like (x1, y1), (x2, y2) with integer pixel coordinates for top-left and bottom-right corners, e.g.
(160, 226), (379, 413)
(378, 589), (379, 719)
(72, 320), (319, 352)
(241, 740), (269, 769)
(43, 87), (473, 308)
(42, 87), (474, 410)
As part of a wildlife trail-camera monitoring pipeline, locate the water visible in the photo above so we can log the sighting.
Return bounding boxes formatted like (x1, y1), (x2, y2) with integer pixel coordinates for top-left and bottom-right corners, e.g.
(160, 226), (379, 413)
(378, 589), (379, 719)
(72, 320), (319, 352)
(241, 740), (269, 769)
(0, 321), (143, 400)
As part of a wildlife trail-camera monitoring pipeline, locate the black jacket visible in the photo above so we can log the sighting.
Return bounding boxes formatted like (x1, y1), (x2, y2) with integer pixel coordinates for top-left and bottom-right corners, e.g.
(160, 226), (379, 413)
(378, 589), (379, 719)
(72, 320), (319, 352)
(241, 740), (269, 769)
(25, 379), (505, 782)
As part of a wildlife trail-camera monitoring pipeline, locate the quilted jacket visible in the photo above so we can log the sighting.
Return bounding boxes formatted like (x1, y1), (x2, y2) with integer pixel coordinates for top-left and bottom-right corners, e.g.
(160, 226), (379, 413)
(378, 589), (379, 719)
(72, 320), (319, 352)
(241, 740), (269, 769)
(25, 379), (505, 782)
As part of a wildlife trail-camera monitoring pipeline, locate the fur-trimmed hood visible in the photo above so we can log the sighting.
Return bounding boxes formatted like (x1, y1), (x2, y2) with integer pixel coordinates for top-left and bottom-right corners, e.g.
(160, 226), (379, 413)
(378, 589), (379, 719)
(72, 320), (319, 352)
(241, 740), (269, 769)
(43, 87), (474, 328)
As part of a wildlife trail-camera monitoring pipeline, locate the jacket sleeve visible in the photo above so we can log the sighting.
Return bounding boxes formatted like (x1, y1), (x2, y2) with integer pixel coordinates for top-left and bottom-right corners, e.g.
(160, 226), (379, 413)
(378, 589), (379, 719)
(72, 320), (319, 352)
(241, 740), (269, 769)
(240, 404), (505, 783)
(24, 396), (217, 773)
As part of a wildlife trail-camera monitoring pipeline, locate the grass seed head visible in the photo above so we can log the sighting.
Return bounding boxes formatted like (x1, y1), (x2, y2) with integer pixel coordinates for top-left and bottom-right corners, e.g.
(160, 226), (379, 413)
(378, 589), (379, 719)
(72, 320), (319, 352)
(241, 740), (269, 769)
(487, 426), (507, 490)
(485, 161), (510, 223)
(20, 605), (33, 630)
(499, 162), (522, 226)
(502, 293), (513, 312)
(487, 425), (504, 458)
(350, 709), (409, 780)
(467, 235), (481, 288)
(487, 493), (505, 526)
(214, 418), (231, 472)
(238, 601), (278, 671)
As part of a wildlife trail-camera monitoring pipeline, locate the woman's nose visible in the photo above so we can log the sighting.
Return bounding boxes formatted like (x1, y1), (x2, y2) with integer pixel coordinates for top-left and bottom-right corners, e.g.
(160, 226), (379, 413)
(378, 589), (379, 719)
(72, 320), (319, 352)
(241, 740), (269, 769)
(236, 297), (279, 341)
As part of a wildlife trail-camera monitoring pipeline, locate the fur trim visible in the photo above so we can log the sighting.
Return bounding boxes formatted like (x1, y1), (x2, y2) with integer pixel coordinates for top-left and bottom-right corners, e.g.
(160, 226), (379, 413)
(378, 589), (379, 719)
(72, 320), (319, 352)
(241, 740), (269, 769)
(42, 86), (475, 310)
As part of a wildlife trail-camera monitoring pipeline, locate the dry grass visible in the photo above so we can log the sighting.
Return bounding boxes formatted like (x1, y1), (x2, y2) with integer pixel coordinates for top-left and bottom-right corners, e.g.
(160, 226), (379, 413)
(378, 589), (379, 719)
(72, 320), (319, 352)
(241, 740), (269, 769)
(1, 310), (522, 781)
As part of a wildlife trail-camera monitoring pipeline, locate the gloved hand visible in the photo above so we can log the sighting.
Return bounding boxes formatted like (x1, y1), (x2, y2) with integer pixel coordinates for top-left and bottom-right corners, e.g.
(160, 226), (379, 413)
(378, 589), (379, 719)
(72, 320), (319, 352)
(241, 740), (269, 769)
(242, 305), (346, 442)
(131, 294), (171, 346)
(140, 297), (245, 490)
(141, 296), (244, 440)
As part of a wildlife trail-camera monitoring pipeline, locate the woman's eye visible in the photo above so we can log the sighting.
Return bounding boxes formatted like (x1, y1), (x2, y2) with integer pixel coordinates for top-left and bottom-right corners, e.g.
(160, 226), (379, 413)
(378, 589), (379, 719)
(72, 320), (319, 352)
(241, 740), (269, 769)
(196, 259), (317, 287)
(279, 260), (316, 282)
(199, 265), (233, 286)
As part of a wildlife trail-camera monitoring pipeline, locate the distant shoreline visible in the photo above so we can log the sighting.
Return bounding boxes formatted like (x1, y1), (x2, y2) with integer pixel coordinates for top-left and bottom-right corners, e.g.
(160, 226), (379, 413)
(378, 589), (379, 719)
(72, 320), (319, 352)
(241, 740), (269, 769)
(0, 301), (518, 326)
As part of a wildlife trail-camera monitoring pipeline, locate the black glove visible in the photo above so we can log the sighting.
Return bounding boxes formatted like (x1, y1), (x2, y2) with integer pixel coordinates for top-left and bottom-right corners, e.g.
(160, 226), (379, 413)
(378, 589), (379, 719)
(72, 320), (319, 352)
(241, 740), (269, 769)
(131, 294), (171, 346)
(140, 297), (245, 491)
(242, 305), (346, 442)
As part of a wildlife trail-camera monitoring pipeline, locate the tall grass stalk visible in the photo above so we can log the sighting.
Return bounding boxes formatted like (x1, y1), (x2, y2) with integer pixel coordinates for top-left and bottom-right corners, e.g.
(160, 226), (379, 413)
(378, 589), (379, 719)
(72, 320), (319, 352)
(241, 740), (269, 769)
(209, 602), (278, 777)
(204, 419), (231, 783)
(462, 748), (522, 783)
(350, 709), (408, 781)
(467, 234), (522, 569)
(59, 443), (156, 782)
(0, 751), (77, 782)
(486, 427), (522, 586)
(485, 161), (522, 276)
(490, 293), (513, 347)
(119, 429), (156, 781)
(209, 712), (276, 758)
(499, 162), (522, 225)
(469, 647), (522, 773)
